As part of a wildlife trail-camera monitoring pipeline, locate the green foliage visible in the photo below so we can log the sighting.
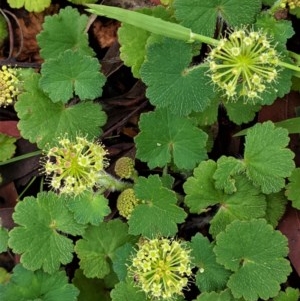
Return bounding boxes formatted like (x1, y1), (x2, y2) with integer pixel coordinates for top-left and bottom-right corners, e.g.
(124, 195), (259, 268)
(15, 73), (107, 149)
(0, 264), (79, 301)
(135, 108), (208, 170)
(140, 38), (217, 116)
(75, 219), (133, 278)
(0, 227), (8, 253)
(265, 192), (287, 227)
(110, 281), (147, 301)
(65, 191), (111, 225)
(8, 192), (86, 273)
(273, 287), (300, 301)
(0, 15), (8, 45)
(7, 0), (51, 12)
(285, 168), (300, 208)
(0, 133), (16, 162)
(214, 219), (291, 301)
(194, 289), (238, 301)
(244, 121), (295, 193)
(190, 234), (231, 292)
(173, 0), (262, 37)
(39, 50), (106, 103)
(128, 175), (187, 237)
(37, 7), (94, 59)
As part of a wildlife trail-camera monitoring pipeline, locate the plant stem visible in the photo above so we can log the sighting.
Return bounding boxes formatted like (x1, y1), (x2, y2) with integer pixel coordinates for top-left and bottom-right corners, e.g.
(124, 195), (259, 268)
(278, 60), (300, 72)
(0, 150), (42, 166)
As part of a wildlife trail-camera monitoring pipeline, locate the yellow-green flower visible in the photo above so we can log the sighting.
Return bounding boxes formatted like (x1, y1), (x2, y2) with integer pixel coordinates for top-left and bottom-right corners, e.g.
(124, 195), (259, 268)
(128, 237), (192, 300)
(116, 188), (139, 219)
(0, 66), (21, 107)
(114, 156), (137, 180)
(280, 0), (300, 9)
(207, 28), (280, 103)
(43, 136), (108, 195)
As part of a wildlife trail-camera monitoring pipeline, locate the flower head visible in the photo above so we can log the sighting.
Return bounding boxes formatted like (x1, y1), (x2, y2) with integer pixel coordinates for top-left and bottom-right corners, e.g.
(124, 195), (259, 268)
(114, 156), (137, 180)
(116, 188), (139, 219)
(280, 0), (300, 9)
(42, 135), (108, 195)
(207, 28), (280, 102)
(128, 237), (192, 300)
(0, 66), (21, 107)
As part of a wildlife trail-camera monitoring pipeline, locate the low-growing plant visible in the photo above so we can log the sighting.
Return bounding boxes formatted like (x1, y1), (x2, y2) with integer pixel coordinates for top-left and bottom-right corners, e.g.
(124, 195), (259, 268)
(0, 0), (300, 300)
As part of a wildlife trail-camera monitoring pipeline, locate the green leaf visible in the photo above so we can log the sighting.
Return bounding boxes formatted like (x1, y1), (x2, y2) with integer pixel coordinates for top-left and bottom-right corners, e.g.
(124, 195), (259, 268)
(274, 287), (300, 301)
(8, 192), (86, 274)
(190, 234), (231, 292)
(0, 264), (79, 301)
(7, 0), (51, 12)
(209, 175), (266, 238)
(195, 289), (238, 301)
(265, 192), (287, 227)
(140, 38), (217, 116)
(214, 219), (291, 301)
(39, 50), (105, 103)
(0, 134), (16, 162)
(118, 6), (172, 78)
(255, 15), (294, 45)
(0, 227), (8, 253)
(223, 101), (261, 125)
(213, 156), (245, 194)
(128, 175), (187, 237)
(73, 269), (111, 301)
(112, 243), (135, 281)
(65, 191), (111, 226)
(15, 73), (107, 149)
(173, 0), (261, 38)
(111, 281), (147, 301)
(75, 219), (132, 278)
(68, 0), (97, 4)
(183, 160), (223, 213)
(37, 6), (94, 59)
(135, 108), (208, 170)
(244, 121), (295, 194)
(285, 168), (300, 209)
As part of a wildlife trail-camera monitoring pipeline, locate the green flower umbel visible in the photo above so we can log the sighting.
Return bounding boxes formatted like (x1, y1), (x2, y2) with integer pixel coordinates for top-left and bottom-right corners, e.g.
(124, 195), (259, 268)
(280, 0), (300, 9)
(128, 237), (192, 300)
(43, 136), (108, 195)
(0, 66), (21, 107)
(207, 28), (280, 102)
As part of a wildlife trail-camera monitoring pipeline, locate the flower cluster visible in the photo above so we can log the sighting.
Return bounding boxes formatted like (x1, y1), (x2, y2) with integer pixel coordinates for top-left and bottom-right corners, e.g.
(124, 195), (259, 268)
(128, 237), (192, 300)
(43, 136), (108, 195)
(280, 0), (300, 9)
(116, 188), (139, 219)
(114, 156), (137, 180)
(0, 66), (21, 107)
(207, 28), (280, 102)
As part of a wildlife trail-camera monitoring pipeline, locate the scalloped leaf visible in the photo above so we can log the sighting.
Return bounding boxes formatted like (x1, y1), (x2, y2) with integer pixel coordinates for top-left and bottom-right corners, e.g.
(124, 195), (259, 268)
(111, 281), (147, 301)
(274, 287), (300, 301)
(244, 121), (295, 194)
(265, 192), (287, 227)
(39, 50), (105, 103)
(190, 234), (231, 292)
(285, 168), (300, 209)
(118, 6), (172, 78)
(0, 264), (79, 301)
(37, 6), (94, 59)
(195, 289), (239, 301)
(214, 219), (292, 301)
(75, 219), (132, 278)
(140, 38), (217, 116)
(223, 101), (261, 125)
(15, 73), (107, 149)
(128, 175), (187, 237)
(213, 156), (245, 194)
(173, 0), (261, 38)
(8, 192), (86, 274)
(0, 134), (16, 162)
(7, 0), (51, 12)
(65, 191), (111, 226)
(183, 160), (223, 213)
(255, 15), (294, 45)
(135, 108), (208, 170)
(209, 175), (266, 238)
